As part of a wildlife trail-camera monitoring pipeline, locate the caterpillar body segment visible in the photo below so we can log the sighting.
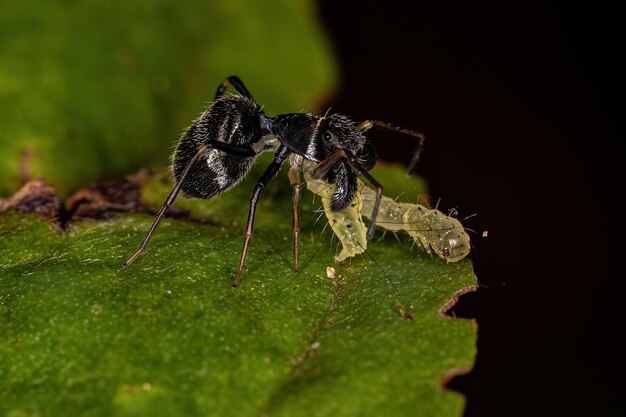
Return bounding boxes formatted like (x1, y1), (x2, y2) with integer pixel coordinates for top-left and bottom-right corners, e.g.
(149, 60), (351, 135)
(358, 185), (470, 262)
(304, 171), (368, 261)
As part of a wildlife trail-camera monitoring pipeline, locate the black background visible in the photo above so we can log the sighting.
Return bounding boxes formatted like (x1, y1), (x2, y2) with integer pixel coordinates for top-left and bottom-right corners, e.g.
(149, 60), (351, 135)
(317, 1), (624, 416)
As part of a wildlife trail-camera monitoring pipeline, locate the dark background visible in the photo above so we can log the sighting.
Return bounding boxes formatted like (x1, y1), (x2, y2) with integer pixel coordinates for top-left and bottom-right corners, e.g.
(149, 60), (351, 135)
(318, 1), (624, 416)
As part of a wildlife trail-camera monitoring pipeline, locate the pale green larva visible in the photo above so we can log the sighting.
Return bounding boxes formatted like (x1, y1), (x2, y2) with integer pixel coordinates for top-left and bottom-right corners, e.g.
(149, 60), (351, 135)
(358, 184), (470, 262)
(304, 163), (470, 262)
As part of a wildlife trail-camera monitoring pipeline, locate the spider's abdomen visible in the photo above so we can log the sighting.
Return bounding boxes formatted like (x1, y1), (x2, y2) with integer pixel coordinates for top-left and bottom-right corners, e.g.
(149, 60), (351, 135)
(172, 95), (265, 199)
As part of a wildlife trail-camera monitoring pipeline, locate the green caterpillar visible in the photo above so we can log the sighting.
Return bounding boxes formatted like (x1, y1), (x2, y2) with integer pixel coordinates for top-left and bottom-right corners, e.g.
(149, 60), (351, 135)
(304, 170), (470, 262)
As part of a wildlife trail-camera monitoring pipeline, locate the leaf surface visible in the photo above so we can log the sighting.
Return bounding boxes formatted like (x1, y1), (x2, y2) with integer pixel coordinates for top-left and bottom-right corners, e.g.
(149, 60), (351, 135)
(0, 163), (476, 417)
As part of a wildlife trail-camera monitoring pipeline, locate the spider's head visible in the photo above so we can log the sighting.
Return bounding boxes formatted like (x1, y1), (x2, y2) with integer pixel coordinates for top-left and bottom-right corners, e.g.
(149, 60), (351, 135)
(314, 114), (376, 171)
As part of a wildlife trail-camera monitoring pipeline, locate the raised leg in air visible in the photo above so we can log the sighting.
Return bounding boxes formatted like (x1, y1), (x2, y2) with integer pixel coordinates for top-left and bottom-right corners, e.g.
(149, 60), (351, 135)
(357, 120), (425, 175)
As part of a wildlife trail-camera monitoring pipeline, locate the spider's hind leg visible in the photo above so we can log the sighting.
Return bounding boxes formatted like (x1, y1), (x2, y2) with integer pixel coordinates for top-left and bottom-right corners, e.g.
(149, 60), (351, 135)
(123, 144), (208, 267)
(215, 76), (254, 100)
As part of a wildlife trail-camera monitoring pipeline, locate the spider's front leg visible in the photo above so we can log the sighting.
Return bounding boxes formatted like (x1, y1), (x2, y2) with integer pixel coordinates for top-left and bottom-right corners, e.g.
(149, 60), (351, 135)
(357, 120), (425, 176)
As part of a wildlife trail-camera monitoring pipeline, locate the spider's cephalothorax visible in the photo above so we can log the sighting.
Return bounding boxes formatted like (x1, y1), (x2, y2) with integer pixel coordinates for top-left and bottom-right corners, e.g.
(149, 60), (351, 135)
(271, 113), (376, 211)
(124, 76), (424, 286)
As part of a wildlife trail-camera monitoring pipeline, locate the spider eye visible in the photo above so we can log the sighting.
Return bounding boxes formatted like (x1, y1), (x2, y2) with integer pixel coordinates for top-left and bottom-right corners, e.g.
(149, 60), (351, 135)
(323, 131), (332, 141)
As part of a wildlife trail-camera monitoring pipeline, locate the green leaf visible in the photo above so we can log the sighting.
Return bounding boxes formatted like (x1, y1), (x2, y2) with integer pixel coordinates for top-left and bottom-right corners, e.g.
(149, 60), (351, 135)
(0, 0), (336, 196)
(0, 162), (476, 417)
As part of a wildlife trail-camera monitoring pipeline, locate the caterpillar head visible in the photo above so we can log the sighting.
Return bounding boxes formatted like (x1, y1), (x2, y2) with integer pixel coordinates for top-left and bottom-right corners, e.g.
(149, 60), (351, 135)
(437, 220), (471, 262)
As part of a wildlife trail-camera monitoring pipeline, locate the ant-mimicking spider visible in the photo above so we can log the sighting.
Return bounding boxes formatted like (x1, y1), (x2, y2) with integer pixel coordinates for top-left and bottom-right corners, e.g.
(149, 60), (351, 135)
(124, 76), (424, 287)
